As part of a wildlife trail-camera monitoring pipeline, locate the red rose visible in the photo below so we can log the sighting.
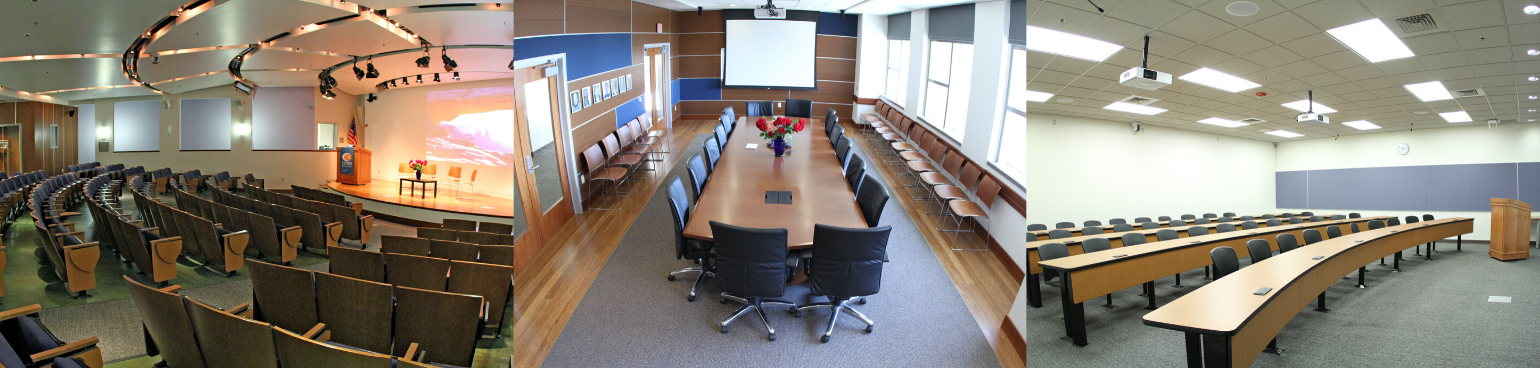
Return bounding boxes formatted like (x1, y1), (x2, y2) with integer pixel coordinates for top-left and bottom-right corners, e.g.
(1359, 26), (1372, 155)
(756, 119), (768, 132)
(794, 122), (805, 131)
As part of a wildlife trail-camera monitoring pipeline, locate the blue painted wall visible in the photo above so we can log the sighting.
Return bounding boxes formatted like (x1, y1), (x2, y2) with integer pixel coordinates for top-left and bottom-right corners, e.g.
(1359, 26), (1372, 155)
(1277, 162), (1538, 212)
(513, 34), (633, 80)
(615, 97), (646, 128)
(678, 78), (722, 101)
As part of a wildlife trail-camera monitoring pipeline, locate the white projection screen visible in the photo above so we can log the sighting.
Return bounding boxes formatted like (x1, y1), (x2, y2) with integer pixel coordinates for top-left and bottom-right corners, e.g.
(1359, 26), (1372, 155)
(253, 87), (317, 150)
(180, 98), (231, 150)
(113, 100), (161, 152)
(723, 19), (817, 89)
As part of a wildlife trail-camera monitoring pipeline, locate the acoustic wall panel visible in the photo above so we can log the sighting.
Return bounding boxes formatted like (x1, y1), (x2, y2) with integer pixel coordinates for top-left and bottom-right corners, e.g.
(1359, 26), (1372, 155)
(113, 100), (161, 152)
(514, 33), (632, 80)
(615, 97), (645, 128)
(180, 98), (231, 151)
(1424, 164), (1516, 212)
(75, 104), (95, 162)
(678, 78), (722, 101)
(1520, 163), (1540, 206)
(670, 79), (681, 106)
(1275, 171), (1307, 209)
(252, 87), (316, 150)
(816, 12), (859, 37)
(1306, 166), (1427, 211)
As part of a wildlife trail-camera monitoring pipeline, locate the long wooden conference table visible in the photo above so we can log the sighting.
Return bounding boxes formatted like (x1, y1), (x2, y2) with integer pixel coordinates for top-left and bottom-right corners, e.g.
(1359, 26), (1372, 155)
(1143, 218), (1473, 367)
(682, 116), (867, 264)
(1032, 216), (1400, 346)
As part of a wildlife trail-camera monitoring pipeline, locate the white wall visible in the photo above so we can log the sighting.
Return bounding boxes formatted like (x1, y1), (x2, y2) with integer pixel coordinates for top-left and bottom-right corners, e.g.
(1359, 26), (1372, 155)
(853, 13), (888, 119)
(75, 104), (95, 163)
(1275, 123), (1540, 241)
(1024, 113), (1278, 224)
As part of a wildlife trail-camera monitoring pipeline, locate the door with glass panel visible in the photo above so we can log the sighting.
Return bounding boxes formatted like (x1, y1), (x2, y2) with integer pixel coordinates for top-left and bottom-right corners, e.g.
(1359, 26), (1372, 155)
(645, 47), (668, 128)
(511, 64), (574, 257)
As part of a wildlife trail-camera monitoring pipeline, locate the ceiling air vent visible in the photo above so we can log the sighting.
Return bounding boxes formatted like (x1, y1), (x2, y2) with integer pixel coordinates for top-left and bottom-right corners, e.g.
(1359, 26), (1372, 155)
(1119, 95), (1159, 105)
(1239, 118), (1267, 124)
(1451, 88), (1484, 98)
(1388, 9), (1449, 38)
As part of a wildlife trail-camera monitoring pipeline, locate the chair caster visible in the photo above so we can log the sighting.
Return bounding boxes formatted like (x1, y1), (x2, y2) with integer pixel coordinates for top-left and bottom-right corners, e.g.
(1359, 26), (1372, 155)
(720, 298), (728, 304)
(667, 275), (675, 281)
(820, 335), (831, 343)
(687, 295), (697, 302)
(857, 298), (867, 305)
(768, 333), (776, 341)
(720, 326), (729, 334)
(790, 308), (802, 317)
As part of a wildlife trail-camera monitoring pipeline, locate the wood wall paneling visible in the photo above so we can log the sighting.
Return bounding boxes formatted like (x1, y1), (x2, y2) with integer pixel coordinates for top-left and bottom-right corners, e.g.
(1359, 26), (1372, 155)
(570, 110), (617, 162)
(631, 2), (673, 33)
(513, 0), (564, 37)
(631, 34), (670, 65)
(677, 33), (725, 56)
(567, 65), (645, 159)
(721, 87), (790, 102)
(815, 36), (858, 60)
(676, 10), (725, 33)
(811, 102), (852, 121)
(565, 0), (631, 34)
(676, 100), (740, 118)
(10, 102), (77, 174)
(790, 81), (856, 104)
(815, 58), (856, 82)
(677, 56), (720, 79)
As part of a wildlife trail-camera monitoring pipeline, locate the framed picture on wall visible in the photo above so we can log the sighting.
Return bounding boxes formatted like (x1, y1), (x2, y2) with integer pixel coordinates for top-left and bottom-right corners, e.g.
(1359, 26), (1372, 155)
(619, 76), (628, 93)
(611, 78), (620, 94)
(625, 75), (633, 91)
(601, 81), (611, 99)
(570, 91), (582, 112)
(594, 83), (605, 100)
(581, 87), (593, 107)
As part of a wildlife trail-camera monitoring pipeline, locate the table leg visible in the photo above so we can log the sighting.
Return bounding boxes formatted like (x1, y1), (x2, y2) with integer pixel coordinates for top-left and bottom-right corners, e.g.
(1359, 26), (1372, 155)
(1201, 334), (1232, 368)
(1144, 281), (1158, 310)
(399, 179), (404, 195)
(1530, 221), (1538, 248)
(1357, 267), (1366, 288)
(1425, 242), (1433, 261)
(1392, 251), (1401, 272)
(1185, 332), (1203, 368)
(1314, 292), (1330, 313)
(1026, 273), (1042, 308)
(1457, 235), (1462, 252)
(1263, 337), (1283, 355)
(1060, 273), (1087, 346)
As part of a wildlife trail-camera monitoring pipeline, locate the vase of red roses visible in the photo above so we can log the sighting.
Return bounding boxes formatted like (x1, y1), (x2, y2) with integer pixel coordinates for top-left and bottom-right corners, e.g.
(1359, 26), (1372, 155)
(409, 159), (427, 180)
(756, 116), (806, 157)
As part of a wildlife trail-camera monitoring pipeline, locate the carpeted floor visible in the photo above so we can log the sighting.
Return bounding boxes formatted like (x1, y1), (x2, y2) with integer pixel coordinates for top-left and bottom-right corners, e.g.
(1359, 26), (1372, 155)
(541, 133), (1002, 367)
(1025, 242), (1540, 367)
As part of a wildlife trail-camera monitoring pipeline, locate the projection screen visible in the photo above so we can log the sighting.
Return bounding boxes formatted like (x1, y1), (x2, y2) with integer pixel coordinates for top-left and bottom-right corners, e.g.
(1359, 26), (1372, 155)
(723, 19), (818, 89)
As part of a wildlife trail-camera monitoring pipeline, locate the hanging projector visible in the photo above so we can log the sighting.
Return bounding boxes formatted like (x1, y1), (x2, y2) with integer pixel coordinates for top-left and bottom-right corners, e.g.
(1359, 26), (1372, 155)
(754, 0), (786, 19)
(1119, 36), (1170, 90)
(1297, 90), (1330, 126)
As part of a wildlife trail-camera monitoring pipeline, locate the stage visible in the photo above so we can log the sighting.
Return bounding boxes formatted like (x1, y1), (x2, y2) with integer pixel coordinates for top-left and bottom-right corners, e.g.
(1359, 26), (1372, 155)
(326, 180), (517, 219)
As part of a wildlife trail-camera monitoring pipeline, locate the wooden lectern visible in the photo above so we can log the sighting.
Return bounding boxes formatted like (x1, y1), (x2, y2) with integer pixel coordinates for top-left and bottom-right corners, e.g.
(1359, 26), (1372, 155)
(1489, 198), (1531, 261)
(337, 147), (372, 185)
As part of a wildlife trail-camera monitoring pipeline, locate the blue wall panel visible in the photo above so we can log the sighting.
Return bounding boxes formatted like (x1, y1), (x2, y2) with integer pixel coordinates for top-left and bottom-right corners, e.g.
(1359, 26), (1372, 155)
(1424, 164), (1516, 211)
(513, 34), (633, 80)
(1520, 163), (1540, 206)
(615, 97), (646, 128)
(1276, 171), (1308, 209)
(678, 78), (722, 101)
(817, 12), (860, 37)
(670, 79), (681, 106)
(1307, 166), (1426, 211)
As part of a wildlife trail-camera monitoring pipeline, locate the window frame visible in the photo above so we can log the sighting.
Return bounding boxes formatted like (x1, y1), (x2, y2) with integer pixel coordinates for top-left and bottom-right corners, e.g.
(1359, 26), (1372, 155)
(884, 39), (909, 108)
(991, 45), (1028, 185)
(920, 40), (972, 143)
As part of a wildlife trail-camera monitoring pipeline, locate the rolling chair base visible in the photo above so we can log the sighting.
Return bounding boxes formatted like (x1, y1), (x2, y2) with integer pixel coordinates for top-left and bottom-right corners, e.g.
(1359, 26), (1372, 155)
(667, 267), (714, 302)
(719, 294), (795, 341)
(793, 296), (875, 343)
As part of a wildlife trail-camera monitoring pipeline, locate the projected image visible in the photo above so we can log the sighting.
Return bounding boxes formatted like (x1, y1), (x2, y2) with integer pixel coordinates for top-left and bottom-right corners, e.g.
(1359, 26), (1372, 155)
(426, 87), (516, 167)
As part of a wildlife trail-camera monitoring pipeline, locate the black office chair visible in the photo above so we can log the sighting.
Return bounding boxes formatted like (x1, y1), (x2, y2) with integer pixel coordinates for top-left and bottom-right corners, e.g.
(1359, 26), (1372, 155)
(1246, 239), (1273, 264)
(1422, 214), (1434, 222)
(784, 98), (812, 118)
(1155, 229), (1179, 241)
(795, 224), (891, 343)
(714, 125), (729, 150)
(1387, 218), (1401, 226)
(835, 137), (853, 167)
(1217, 216), (1233, 223)
(1108, 218), (1127, 225)
(1158, 216), (1172, 221)
(1121, 233), (1146, 246)
(830, 126), (845, 150)
(665, 177), (714, 302)
(1289, 218), (1304, 224)
(1027, 224), (1047, 231)
(1222, 212), (1237, 218)
(1194, 218), (1211, 225)
(1186, 226), (1207, 238)
(1081, 227), (1103, 236)
(1202, 213), (1217, 219)
(721, 114), (736, 136)
(856, 176), (887, 229)
(1350, 223), (1361, 233)
(845, 155), (865, 191)
(710, 221), (795, 341)
(1326, 226), (1342, 239)
(824, 108), (839, 135)
(1134, 217), (1152, 223)
(1047, 230), (1072, 240)
(1330, 215), (1346, 220)
(1301, 211), (1314, 216)
(1281, 212), (1294, 217)
(1216, 223), (1236, 233)
(746, 101), (774, 117)
(1039, 243), (1070, 288)
(1240, 215), (1255, 221)
(1181, 214), (1196, 220)
(1211, 246), (1240, 279)
(1241, 221), (1258, 230)
(1267, 219), (1283, 227)
(1348, 213), (1361, 218)
(703, 137), (721, 174)
(1169, 220), (1187, 227)
(1054, 222), (1075, 229)
(1277, 233), (1299, 253)
(1112, 224), (1134, 233)
(1080, 237), (1119, 308)
(1302, 229), (1322, 245)
(1368, 220), (1386, 230)
(1309, 216), (1323, 222)
(687, 155), (709, 200)
(1421, 214), (1439, 254)
(1261, 214), (1276, 219)
(1083, 220), (1102, 227)
(1403, 216), (1423, 256)
(1140, 222), (1160, 230)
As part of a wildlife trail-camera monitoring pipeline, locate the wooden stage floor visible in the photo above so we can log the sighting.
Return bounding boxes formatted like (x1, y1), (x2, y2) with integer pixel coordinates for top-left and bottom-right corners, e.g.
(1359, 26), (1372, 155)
(326, 180), (516, 218)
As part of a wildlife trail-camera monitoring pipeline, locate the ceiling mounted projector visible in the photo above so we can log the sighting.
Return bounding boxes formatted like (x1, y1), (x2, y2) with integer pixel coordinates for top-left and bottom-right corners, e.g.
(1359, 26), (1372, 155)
(1297, 90), (1330, 126)
(754, 0), (786, 19)
(1119, 36), (1170, 90)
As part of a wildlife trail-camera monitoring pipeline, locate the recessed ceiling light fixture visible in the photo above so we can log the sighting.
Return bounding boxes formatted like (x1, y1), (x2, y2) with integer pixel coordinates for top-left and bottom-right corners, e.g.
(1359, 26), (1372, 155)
(1103, 102), (1167, 115)
(1530, 76), (1538, 81)
(1326, 19), (1415, 63)
(1025, 26), (1122, 62)
(1526, 5), (1539, 14)
(1529, 49), (1538, 56)
(1281, 100), (1337, 114)
(1264, 130), (1303, 138)
(1023, 90), (1054, 103)
(1178, 68), (1261, 92)
(1439, 111), (1472, 123)
(1404, 81), (1454, 101)
(1341, 120), (1382, 130)
(1197, 117), (1248, 128)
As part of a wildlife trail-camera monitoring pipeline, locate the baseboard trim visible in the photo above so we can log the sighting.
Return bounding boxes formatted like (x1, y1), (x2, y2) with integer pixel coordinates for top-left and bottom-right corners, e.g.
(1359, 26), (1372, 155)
(1002, 316), (1025, 364)
(980, 222), (1026, 283)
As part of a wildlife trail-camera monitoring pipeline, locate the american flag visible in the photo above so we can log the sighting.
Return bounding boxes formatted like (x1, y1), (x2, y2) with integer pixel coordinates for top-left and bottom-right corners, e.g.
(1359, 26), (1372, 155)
(346, 117), (358, 146)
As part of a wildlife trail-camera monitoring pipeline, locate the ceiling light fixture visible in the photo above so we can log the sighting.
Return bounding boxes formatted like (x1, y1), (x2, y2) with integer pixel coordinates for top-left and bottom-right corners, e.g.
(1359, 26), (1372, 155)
(365, 57), (380, 78)
(1530, 76), (1538, 81)
(1326, 18), (1415, 63)
(1439, 111), (1472, 123)
(1526, 5), (1539, 14)
(452, 72), (460, 80)
(1103, 102), (1167, 115)
(1282, 99), (1337, 114)
(416, 75), (423, 84)
(1196, 117), (1248, 128)
(390, 80), (397, 87)
(402, 77), (409, 86)
(1341, 120), (1382, 130)
(367, 93), (377, 102)
(1404, 81), (1454, 102)
(1264, 130), (1303, 138)
(415, 47), (431, 68)
(352, 59), (365, 80)
(433, 73), (440, 82)
(441, 47), (458, 72)
(1023, 90), (1054, 103)
(1529, 49), (1538, 56)
(1178, 68), (1261, 92)
(1024, 26), (1122, 62)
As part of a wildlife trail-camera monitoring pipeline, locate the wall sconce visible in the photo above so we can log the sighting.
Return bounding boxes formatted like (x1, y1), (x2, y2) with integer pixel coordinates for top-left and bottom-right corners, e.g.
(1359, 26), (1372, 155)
(96, 126), (111, 140)
(233, 123), (251, 136)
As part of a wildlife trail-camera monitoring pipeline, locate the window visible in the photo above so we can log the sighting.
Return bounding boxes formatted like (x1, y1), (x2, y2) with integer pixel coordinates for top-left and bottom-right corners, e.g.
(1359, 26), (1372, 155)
(884, 39), (909, 107)
(993, 47), (1027, 182)
(921, 40), (972, 140)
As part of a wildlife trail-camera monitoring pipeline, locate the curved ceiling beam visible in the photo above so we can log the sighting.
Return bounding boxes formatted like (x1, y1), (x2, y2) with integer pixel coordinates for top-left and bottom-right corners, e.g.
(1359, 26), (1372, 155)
(229, 2), (439, 93)
(121, 0), (222, 94)
(313, 44), (514, 92)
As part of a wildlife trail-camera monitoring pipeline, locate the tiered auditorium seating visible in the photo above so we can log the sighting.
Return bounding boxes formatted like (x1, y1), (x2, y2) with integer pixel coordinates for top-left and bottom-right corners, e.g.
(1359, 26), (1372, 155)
(82, 167), (183, 286)
(128, 187), (248, 276)
(2, 171), (48, 228)
(125, 274), (449, 368)
(0, 303), (104, 368)
(176, 187), (305, 266)
(292, 185), (363, 215)
(365, 238), (516, 336)
(247, 185), (373, 248)
(29, 172), (98, 297)
(410, 228), (518, 267)
(149, 168), (176, 194)
(213, 186), (336, 255)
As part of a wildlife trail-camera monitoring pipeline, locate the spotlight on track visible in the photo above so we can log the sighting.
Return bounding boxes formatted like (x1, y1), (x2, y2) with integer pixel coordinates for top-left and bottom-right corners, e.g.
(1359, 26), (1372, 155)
(390, 79), (397, 87)
(352, 60), (365, 80)
(402, 77), (409, 86)
(324, 74), (338, 88)
(415, 47), (431, 68)
(416, 75), (423, 84)
(452, 72), (460, 80)
(441, 47), (458, 72)
(367, 93), (377, 102)
(508, 59), (515, 70)
(365, 57), (380, 78)
(433, 73), (440, 82)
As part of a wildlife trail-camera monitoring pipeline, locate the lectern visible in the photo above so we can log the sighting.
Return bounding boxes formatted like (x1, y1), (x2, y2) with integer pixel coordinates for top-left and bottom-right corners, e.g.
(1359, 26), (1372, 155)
(337, 147), (372, 185)
(1489, 198), (1531, 261)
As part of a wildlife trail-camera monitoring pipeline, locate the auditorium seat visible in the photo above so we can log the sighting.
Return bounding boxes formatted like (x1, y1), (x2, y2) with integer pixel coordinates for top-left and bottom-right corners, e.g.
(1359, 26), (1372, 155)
(314, 272), (394, 354)
(385, 253), (450, 292)
(383, 236), (432, 256)
(330, 246), (386, 283)
(391, 286), (483, 366)
(446, 260), (516, 337)
(429, 239), (479, 262)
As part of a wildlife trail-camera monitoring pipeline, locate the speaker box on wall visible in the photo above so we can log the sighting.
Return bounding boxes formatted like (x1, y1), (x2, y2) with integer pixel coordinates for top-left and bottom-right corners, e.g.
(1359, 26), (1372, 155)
(97, 141), (109, 153)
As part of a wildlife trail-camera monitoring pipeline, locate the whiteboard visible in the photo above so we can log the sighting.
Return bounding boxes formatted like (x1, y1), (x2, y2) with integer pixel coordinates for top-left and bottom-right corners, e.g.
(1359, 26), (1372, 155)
(723, 19), (818, 89)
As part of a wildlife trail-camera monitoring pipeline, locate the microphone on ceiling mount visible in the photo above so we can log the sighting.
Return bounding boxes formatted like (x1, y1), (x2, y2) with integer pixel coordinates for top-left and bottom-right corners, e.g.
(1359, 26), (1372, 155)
(1087, 0), (1104, 13)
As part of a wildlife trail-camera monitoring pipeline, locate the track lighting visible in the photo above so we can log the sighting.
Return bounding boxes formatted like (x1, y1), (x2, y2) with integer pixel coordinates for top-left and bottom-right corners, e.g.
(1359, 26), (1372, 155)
(415, 47), (431, 68)
(508, 60), (515, 70)
(441, 47), (458, 72)
(324, 74), (338, 88)
(433, 73), (440, 82)
(402, 77), (409, 86)
(452, 72), (459, 80)
(390, 80), (397, 87)
(352, 59), (365, 80)
(366, 93), (377, 102)
(416, 75), (423, 84)
(365, 56), (380, 78)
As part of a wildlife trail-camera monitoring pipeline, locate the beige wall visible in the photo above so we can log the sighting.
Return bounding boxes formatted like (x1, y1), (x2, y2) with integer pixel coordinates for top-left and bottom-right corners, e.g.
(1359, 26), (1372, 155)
(80, 84), (358, 189)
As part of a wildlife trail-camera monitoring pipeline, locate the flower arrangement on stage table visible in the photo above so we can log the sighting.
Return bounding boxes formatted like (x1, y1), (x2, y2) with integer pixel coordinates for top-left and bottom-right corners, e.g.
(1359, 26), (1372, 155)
(755, 117), (806, 157)
(409, 159), (428, 180)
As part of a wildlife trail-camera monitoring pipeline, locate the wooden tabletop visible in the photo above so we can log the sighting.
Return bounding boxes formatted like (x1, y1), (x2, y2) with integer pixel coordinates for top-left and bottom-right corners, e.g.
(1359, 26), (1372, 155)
(682, 117), (868, 249)
(1028, 214), (1330, 237)
(1142, 218), (1473, 367)
(1036, 216), (1391, 272)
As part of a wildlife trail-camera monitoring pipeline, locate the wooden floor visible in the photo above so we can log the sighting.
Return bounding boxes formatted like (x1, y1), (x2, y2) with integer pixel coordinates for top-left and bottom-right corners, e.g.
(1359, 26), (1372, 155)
(511, 117), (1024, 368)
(326, 180), (516, 218)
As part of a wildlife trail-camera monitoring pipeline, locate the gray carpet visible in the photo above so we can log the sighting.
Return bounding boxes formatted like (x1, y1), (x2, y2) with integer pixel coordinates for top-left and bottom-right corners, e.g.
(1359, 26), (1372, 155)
(541, 132), (1001, 367)
(1025, 242), (1540, 367)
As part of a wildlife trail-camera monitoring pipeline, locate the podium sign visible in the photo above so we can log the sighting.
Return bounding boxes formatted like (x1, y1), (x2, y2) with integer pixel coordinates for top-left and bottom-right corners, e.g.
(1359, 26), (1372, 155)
(337, 147), (371, 185)
(339, 146), (355, 175)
